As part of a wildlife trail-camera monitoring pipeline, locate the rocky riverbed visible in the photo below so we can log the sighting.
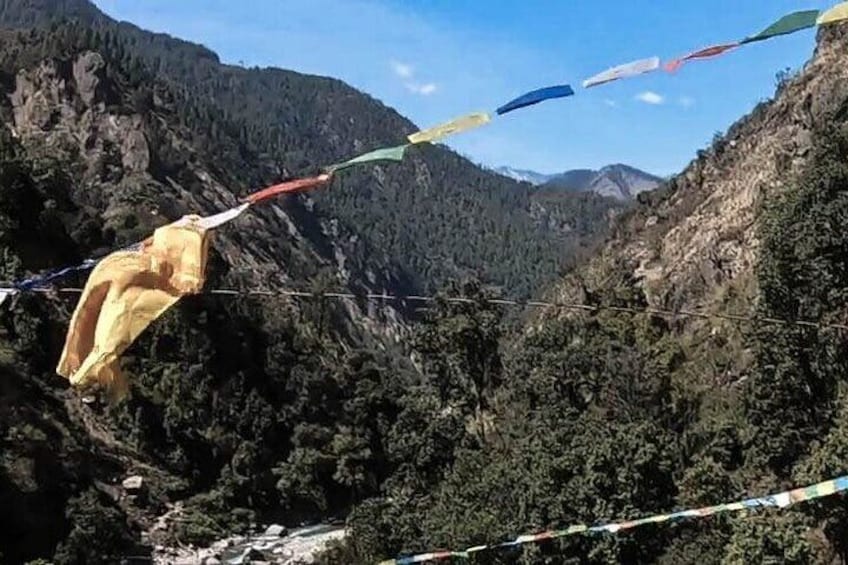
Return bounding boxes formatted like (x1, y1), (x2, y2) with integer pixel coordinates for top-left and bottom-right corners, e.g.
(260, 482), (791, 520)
(152, 524), (346, 565)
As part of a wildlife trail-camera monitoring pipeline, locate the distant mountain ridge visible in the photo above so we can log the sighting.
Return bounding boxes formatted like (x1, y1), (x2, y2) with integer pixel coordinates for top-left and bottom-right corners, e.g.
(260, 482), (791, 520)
(547, 164), (664, 200)
(495, 163), (663, 200)
(491, 166), (553, 186)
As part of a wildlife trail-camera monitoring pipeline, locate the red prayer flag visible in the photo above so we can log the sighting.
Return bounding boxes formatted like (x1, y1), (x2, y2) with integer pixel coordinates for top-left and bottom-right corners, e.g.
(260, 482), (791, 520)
(664, 43), (739, 73)
(244, 174), (332, 204)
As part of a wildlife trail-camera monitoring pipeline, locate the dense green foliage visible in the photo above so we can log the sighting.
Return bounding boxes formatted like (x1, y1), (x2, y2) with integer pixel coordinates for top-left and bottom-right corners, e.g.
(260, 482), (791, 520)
(321, 122), (848, 564)
(0, 9), (614, 562)
(0, 0), (621, 298)
(2, 2), (848, 564)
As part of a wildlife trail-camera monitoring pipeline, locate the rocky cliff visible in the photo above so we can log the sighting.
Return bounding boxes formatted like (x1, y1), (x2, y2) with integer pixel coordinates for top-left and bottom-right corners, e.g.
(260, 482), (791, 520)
(0, 8), (617, 561)
(0, 0), (619, 300)
(0, 28), (416, 563)
(5, 46), (416, 338)
(551, 24), (848, 328)
(333, 24), (848, 565)
(543, 164), (662, 200)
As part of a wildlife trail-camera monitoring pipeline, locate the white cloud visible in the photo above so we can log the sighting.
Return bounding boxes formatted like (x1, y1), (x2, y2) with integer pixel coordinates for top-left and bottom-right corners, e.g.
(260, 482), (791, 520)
(390, 60), (436, 95)
(390, 60), (414, 79)
(635, 91), (664, 105)
(406, 82), (437, 95)
(679, 96), (695, 108)
(604, 99), (618, 108)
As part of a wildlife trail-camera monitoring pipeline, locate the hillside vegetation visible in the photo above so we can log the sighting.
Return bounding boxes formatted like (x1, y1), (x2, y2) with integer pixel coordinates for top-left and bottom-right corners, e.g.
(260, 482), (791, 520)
(0, 0), (620, 298)
(0, 4), (616, 563)
(3, 2), (848, 565)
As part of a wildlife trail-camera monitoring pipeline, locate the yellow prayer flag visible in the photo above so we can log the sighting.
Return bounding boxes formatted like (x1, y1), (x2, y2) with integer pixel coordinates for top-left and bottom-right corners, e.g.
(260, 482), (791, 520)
(56, 215), (213, 398)
(818, 2), (848, 25)
(816, 480), (838, 497)
(407, 112), (491, 144)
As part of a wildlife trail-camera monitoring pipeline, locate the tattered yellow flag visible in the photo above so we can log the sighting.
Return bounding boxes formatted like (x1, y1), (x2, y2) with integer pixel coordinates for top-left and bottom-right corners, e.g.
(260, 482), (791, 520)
(56, 214), (219, 398)
(818, 2), (848, 25)
(407, 112), (491, 144)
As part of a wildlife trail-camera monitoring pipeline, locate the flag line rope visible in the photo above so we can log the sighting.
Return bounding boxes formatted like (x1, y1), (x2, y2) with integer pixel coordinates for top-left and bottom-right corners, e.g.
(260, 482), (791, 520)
(6, 286), (848, 332)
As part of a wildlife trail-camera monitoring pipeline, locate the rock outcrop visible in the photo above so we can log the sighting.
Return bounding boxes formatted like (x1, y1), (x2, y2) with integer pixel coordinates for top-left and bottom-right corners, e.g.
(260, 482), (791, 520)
(552, 25), (848, 319)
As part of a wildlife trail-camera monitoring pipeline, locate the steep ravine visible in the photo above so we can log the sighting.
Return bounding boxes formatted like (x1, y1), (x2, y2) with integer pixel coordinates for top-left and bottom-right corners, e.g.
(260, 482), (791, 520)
(551, 24), (848, 325)
(0, 30), (417, 563)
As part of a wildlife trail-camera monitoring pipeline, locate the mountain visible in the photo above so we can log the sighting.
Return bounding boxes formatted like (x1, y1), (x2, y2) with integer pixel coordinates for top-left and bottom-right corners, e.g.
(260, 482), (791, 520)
(9, 2), (848, 565)
(491, 165), (553, 185)
(0, 0), (619, 300)
(544, 163), (663, 200)
(0, 24), (414, 564)
(544, 167), (595, 189)
(495, 163), (663, 200)
(337, 23), (848, 565)
(0, 2), (622, 563)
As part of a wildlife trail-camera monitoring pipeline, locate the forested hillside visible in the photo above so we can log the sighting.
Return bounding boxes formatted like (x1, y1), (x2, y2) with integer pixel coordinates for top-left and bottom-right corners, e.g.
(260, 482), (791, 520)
(322, 23), (848, 565)
(5, 1), (848, 565)
(0, 2), (618, 563)
(0, 0), (620, 298)
(0, 21), (415, 564)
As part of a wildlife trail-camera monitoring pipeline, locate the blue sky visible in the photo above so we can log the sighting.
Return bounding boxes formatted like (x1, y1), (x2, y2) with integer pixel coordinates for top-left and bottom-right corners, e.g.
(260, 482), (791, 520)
(94, 0), (834, 176)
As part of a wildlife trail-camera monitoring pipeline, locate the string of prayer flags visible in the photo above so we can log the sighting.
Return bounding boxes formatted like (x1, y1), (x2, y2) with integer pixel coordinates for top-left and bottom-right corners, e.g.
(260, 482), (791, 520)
(379, 475), (848, 564)
(12, 1), (848, 298)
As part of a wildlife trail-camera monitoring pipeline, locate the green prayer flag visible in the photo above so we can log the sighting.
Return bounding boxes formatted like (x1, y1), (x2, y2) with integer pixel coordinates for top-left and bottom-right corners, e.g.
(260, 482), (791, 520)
(803, 484), (820, 499)
(327, 144), (407, 173)
(741, 10), (820, 44)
